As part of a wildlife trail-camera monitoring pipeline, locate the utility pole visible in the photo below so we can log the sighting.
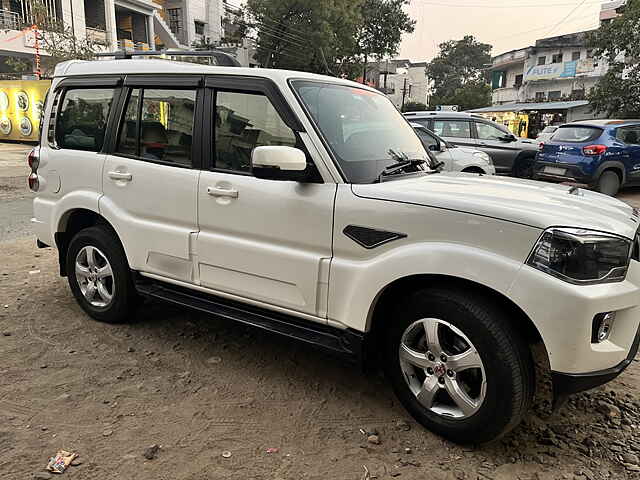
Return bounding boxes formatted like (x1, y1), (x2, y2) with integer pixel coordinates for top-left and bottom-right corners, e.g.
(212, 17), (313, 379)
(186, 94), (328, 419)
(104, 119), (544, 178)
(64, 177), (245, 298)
(401, 77), (409, 111)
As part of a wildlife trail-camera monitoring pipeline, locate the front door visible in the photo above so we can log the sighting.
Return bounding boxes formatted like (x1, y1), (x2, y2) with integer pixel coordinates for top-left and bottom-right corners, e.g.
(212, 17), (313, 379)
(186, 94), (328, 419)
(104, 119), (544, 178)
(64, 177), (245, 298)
(101, 81), (202, 282)
(474, 121), (521, 174)
(196, 79), (335, 318)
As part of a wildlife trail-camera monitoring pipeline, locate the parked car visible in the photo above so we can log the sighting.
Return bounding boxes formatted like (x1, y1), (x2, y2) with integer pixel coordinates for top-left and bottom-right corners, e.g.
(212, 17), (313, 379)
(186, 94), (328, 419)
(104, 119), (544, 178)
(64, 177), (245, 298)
(31, 60), (640, 444)
(535, 125), (559, 145)
(534, 120), (640, 196)
(411, 123), (496, 175)
(404, 111), (539, 177)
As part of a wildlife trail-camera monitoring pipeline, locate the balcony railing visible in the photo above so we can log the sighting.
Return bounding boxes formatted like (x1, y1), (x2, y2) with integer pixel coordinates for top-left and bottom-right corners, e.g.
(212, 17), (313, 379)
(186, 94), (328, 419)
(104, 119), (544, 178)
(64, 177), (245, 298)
(0, 9), (20, 30)
(86, 27), (109, 45)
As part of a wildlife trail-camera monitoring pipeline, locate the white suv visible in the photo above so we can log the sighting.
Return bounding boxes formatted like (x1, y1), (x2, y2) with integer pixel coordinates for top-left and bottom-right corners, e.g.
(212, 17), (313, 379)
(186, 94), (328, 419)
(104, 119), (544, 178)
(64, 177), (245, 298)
(31, 59), (640, 444)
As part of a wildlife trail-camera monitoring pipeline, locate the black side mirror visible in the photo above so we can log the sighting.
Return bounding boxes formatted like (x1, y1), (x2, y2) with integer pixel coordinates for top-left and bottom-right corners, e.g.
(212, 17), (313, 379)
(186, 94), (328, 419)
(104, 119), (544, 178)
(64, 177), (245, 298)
(428, 144), (440, 152)
(500, 134), (516, 142)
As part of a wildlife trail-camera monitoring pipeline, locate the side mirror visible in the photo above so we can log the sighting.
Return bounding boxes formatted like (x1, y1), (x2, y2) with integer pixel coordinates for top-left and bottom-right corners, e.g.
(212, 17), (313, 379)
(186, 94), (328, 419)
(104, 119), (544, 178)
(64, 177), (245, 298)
(252, 146), (308, 181)
(500, 134), (517, 142)
(428, 144), (440, 152)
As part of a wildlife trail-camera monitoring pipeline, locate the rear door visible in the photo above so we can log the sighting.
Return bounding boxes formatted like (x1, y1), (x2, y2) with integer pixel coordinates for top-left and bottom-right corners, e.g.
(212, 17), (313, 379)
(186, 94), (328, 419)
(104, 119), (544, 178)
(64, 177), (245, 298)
(195, 76), (335, 318)
(100, 75), (202, 282)
(473, 120), (521, 174)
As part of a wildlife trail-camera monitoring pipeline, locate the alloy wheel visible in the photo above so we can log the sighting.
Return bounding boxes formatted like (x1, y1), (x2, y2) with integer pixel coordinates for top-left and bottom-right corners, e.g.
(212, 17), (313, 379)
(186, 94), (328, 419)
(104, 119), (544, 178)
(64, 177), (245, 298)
(75, 245), (115, 308)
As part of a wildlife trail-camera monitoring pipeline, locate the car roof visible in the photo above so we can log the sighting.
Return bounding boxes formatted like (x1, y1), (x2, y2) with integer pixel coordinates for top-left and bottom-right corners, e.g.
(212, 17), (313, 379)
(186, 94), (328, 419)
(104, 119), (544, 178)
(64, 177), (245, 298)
(565, 119), (640, 128)
(404, 111), (479, 119)
(53, 59), (378, 92)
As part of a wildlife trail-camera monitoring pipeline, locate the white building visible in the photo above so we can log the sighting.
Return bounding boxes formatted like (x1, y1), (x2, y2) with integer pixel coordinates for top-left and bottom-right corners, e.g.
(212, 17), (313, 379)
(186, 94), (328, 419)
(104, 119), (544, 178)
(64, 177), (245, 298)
(377, 60), (429, 109)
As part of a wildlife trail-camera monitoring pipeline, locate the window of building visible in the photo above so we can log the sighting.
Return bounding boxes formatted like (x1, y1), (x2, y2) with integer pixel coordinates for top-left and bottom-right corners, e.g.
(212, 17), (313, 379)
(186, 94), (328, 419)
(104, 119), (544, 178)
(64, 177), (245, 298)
(432, 120), (471, 139)
(214, 91), (297, 173)
(552, 53), (563, 64)
(194, 20), (206, 35)
(167, 8), (182, 36)
(116, 88), (196, 167)
(476, 122), (508, 141)
(537, 56), (546, 66)
(55, 88), (114, 151)
(535, 92), (546, 101)
(571, 89), (585, 100)
(514, 74), (523, 87)
(548, 91), (562, 101)
(572, 51), (581, 61)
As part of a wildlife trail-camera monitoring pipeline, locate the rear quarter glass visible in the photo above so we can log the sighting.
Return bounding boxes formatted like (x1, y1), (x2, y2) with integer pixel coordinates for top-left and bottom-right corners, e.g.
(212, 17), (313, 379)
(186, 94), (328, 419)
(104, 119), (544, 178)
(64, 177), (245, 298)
(553, 126), (603, 143)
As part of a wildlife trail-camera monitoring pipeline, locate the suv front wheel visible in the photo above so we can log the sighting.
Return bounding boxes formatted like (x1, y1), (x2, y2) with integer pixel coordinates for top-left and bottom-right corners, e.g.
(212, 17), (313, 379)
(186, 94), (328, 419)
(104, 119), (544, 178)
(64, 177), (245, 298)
(66, 225), (137, 323)
(383, 287), (534, 444)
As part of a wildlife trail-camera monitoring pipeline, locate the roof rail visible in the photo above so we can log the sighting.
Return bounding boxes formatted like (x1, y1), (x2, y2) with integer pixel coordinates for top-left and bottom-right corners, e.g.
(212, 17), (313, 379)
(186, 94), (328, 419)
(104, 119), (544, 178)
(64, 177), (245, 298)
(95, 49), (241, 67)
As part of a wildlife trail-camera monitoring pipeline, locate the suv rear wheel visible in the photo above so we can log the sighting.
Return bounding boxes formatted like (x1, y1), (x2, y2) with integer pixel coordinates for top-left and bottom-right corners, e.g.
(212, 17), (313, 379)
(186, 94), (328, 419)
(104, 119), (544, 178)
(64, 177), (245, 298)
(597, 170), (621, 196)
(66, 225), (137, 323)
(383, 287), (533, 444)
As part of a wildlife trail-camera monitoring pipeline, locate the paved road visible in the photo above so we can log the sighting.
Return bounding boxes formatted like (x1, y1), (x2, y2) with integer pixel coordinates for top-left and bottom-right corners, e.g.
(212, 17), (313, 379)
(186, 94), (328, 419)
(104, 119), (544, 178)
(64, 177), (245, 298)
(0, 143), (34, 241)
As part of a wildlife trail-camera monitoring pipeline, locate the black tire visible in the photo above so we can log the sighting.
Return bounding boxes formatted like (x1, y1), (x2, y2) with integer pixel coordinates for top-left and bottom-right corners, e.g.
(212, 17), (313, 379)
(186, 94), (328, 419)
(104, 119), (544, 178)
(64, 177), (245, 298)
(514, 156), (534, 179)
(66, 225), (137, 323)
(597, 170), (620, 196)
(383, 287), (534, 444)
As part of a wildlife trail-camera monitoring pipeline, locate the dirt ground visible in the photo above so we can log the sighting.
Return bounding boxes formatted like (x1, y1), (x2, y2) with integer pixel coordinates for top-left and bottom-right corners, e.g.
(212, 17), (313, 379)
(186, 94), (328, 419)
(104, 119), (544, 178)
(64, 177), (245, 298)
(2, 144), (640, 479)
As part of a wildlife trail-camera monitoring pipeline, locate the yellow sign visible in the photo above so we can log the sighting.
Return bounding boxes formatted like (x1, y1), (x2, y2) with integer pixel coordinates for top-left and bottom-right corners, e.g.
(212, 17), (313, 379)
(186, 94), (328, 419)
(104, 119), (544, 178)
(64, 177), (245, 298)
(0, 80), (51, 142)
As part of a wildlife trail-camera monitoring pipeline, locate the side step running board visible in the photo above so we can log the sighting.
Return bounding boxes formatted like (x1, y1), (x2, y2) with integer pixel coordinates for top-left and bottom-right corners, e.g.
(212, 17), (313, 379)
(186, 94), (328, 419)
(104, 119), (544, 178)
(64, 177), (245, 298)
(136, 280), (364, 363)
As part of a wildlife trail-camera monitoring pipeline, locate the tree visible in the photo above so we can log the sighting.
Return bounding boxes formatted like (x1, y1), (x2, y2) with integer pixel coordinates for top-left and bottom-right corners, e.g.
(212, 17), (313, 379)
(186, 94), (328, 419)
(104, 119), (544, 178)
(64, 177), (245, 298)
(426, 36), (492, 111)
(355, 0), (415, 81)
(587, 0), (640, 117)
(401, 101), (427, 112)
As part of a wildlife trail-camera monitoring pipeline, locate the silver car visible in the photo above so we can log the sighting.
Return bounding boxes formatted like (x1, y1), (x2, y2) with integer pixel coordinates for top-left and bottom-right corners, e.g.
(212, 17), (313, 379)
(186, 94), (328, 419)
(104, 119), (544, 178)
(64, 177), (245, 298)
(411, 123), (496, 175)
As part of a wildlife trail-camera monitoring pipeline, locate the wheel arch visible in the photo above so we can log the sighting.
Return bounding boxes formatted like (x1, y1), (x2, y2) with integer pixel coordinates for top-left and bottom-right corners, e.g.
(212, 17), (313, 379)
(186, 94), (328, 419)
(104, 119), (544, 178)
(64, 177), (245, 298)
(54, 208), (124, 276)
(595, 161), (626, 185)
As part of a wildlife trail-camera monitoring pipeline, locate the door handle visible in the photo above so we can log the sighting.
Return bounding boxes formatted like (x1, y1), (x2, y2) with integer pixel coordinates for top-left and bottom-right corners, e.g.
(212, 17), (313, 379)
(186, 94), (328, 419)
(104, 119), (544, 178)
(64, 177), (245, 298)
(108, 171), (132, 181)
(207, 186), (238, 198)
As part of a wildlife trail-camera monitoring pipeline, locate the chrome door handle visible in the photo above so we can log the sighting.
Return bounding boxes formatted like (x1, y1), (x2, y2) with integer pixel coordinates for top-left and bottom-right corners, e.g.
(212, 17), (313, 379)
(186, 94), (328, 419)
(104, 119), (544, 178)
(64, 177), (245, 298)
(108, 171), (132, 181)
(207, 186), (238, 198)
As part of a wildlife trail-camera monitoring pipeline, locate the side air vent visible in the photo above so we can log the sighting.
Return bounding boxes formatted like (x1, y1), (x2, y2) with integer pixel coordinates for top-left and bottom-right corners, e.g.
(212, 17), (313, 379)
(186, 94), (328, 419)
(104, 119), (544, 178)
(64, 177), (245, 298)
(343, 225), (407, 249)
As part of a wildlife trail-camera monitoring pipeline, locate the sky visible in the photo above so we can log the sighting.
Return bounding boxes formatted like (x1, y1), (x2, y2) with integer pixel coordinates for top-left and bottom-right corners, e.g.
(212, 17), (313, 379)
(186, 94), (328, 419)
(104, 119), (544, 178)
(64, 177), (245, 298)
(399, 0), (608, 62)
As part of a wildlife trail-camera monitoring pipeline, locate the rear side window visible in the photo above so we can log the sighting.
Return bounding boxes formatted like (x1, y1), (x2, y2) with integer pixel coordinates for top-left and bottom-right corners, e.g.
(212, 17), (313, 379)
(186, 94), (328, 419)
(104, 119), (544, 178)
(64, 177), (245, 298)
(553, 126), (603, 143)
(116, 88), (196, 167)
(433, 120), (471, 139)
(616, 126), (640, 145)
(56, 88), (114, 151)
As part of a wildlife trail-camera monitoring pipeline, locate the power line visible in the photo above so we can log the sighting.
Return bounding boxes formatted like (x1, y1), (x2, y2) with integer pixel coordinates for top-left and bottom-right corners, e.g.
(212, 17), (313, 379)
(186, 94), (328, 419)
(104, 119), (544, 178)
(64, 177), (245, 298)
(544, 0), (590, 37)
(489, 11), (598, 42)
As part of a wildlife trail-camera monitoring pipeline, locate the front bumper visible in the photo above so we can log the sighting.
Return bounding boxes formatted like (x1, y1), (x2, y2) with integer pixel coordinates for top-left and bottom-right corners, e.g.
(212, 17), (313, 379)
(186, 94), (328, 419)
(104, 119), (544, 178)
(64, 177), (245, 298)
(552, 325), (640, 400)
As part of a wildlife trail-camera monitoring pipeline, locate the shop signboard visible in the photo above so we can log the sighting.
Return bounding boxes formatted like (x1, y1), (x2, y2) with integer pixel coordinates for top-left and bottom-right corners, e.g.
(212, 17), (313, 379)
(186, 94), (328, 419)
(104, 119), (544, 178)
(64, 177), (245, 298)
(524, 60), (578, 81)
(0, 80), (51, 142)
(576, 58), (595, 74)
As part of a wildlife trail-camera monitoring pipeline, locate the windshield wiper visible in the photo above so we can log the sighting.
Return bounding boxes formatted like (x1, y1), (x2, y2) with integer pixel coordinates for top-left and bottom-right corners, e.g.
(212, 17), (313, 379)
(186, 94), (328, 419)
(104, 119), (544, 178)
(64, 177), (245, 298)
(374, 150), (428, 183)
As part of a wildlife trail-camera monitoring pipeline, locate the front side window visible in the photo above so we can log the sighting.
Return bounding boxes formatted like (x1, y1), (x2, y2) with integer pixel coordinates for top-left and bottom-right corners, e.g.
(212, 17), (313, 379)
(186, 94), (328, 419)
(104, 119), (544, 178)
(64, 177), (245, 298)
(433, 120), (471, 139)
(292, 80), (429, 184)
(214, 90), (297, 173)
(476, 122), (508, 141)
(116, 88), (196, 167)
(414, 127), (439, 150)
(56, 88), (114, 151)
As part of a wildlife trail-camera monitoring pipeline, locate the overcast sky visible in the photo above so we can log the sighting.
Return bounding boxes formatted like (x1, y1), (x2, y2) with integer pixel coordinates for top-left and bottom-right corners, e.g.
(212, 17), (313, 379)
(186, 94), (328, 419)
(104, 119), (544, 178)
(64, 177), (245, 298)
(399, 0), (606, 62)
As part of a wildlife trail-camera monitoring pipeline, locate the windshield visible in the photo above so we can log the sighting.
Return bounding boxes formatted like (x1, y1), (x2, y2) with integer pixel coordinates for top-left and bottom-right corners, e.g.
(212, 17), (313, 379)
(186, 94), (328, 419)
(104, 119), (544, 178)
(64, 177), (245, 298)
(292, 80), (429, 183)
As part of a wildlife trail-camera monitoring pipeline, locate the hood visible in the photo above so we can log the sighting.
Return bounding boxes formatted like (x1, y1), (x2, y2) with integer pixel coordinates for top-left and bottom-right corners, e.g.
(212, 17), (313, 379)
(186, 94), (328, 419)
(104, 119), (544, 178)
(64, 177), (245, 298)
(352, 173), (639, 239)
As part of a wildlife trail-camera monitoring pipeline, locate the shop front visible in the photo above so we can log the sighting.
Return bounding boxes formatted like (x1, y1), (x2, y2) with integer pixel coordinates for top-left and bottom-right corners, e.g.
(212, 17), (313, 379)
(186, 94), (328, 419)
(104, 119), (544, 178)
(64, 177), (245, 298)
(0, 79), (51, 142)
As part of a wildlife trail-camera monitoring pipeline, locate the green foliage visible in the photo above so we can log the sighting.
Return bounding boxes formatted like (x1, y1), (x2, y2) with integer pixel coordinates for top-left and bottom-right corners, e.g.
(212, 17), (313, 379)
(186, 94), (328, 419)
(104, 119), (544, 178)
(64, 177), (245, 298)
(587, 0), (640, 118)
(401, 101), (427, 112)
(245, 0), (414, 77)
(426, 36), (492, 111)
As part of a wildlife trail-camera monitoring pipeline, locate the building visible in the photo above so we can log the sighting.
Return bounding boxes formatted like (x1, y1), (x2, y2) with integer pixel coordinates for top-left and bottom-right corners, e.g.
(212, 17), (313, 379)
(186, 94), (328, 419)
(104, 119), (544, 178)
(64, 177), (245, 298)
(373, 59), (429, 109)
(0, 0), (229, 76)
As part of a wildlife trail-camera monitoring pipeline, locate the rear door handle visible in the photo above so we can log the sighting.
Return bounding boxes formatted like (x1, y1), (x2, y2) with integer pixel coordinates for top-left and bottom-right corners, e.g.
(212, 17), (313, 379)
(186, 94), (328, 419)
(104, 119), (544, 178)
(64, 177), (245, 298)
(207, 186), (238, 198)
(108, 171), (132, 181)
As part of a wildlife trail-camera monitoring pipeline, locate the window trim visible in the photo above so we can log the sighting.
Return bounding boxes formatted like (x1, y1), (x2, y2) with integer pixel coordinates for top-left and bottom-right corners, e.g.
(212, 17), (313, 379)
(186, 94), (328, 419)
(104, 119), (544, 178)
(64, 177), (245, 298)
(111, 85), (202, 169)
(52, 86), (118, 153)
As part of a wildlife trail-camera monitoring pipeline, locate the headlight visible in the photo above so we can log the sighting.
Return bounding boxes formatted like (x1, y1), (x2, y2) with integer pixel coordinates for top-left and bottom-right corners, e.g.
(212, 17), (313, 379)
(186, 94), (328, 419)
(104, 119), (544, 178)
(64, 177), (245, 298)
(527, 228), (632, 285)
(473, 151), (492, 164)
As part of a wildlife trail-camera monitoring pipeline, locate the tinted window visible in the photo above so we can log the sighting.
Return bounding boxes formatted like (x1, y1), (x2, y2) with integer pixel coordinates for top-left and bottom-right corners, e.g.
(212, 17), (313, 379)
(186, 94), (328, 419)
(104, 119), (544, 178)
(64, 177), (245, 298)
(476, 122), (507, 140)
(215, 91), (297, 173)
(56, 88), (114, 151)
(415, 127), (439, 149)
(553, 126), (603, 143)
(116, 88), (196, 166)
(433, 120), (471, 139)
(616, 126), (640, 145)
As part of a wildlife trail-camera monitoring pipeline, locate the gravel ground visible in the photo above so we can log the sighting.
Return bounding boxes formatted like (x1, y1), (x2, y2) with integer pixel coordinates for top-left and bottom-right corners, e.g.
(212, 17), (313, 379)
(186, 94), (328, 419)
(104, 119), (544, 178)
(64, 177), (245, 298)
(2, 143), (640, 479)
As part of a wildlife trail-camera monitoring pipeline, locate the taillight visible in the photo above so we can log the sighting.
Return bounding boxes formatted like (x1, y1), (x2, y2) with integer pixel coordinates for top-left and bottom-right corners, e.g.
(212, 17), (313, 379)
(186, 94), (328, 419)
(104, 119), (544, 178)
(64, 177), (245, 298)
(28, 172), (39, 191)
(583, 144), (607, 156)
(538, 142), (544, 152)
(27, 148), (39, 171)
